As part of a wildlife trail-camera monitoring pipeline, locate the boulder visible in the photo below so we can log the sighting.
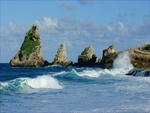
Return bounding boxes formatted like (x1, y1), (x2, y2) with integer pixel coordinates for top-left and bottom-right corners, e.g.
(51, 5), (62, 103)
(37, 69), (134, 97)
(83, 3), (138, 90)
(53, 44), (68, 66)
(10, 25), (47, 67)
(78, 45), (97, 67)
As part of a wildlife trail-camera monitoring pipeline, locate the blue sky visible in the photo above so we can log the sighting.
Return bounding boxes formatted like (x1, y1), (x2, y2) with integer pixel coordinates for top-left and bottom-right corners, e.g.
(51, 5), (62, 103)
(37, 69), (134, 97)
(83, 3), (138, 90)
(0, 0), (150, 63)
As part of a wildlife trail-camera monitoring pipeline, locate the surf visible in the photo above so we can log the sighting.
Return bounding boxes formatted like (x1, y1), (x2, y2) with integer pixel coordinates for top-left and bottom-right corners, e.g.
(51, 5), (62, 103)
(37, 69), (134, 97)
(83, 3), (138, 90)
(0, 75), (63, 94)
(73, 52), (133, 78)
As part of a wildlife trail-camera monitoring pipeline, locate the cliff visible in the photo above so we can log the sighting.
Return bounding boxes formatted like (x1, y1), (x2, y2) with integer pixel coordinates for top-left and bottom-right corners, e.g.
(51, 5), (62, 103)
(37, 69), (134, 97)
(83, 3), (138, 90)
(10, 25), (48, 67)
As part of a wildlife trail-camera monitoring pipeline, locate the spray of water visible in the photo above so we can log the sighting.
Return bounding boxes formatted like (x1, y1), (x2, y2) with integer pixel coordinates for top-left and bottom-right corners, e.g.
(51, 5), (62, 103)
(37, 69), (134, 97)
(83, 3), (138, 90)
(113, 51), (133, 70)
(75, 51), (133, 77)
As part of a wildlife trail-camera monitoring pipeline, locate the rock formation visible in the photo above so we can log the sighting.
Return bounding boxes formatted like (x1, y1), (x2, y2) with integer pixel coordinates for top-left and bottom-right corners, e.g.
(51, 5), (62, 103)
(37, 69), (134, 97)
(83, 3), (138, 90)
(78, 45), (97, 67)
(52, 44), (68, 66)
(10, 25), (48, 67)
(100, 45), (119, 68)
(100, 44), (150, 69)
(126, 69), (150, 77)
(127, 44), (150, 69)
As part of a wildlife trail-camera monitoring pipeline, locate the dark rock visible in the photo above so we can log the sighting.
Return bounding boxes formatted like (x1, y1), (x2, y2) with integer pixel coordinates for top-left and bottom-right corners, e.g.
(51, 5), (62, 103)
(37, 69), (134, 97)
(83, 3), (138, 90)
(99, 45), (118, 68)
(77, 45), (98, 67)
(126, 69), (150, 77)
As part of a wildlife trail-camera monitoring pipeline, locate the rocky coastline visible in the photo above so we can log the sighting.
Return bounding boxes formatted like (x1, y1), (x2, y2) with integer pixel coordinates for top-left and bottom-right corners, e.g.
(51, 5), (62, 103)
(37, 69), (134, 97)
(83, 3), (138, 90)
(10, 25), (150, 76)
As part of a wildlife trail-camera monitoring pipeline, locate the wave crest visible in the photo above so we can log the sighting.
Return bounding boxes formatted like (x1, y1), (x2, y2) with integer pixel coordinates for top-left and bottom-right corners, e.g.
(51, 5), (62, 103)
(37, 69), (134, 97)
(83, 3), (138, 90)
(0, 75), (63, 94)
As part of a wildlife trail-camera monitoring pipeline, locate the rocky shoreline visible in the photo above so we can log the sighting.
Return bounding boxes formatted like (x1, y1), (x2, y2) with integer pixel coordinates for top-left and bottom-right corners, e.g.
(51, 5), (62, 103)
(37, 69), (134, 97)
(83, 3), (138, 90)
(126, 69), (150, 77)
(10, 25), (150, 76)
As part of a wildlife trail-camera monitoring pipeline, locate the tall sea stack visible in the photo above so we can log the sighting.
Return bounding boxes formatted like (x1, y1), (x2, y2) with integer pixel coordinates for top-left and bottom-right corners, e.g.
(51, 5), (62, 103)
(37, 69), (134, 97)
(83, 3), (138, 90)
(52, 44), (68, 66)
(10, 25), (47, 67)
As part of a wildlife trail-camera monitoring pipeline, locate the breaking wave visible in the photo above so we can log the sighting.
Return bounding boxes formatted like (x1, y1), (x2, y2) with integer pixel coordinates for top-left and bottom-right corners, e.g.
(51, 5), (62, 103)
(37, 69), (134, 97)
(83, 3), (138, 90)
(113, 51), (133, 70)
(0, 52), (135, 94)
(74, 52), (133, 78)
(0, 75), (63, 94)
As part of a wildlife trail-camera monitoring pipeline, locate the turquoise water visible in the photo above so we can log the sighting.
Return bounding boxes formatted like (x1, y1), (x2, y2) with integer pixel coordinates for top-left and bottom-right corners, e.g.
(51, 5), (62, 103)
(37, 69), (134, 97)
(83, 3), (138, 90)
(0, 52), (150, 113)
(0, 63), (150, 113)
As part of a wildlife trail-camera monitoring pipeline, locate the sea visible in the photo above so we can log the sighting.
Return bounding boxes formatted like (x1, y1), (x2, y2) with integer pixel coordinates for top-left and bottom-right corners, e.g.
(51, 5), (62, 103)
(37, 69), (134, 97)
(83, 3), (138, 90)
(0, 52), (150, 113)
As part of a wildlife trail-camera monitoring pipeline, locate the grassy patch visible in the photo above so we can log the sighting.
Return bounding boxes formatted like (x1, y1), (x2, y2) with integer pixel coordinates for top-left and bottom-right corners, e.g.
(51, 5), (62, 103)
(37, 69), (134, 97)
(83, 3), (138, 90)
(20, 34), (40, 56)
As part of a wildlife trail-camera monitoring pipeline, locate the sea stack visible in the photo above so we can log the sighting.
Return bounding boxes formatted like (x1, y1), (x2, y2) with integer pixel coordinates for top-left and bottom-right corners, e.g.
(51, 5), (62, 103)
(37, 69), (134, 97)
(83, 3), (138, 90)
(10, 25), (47, 67)
(100, 45), (118, 68)
(52, 44), (68, 66)
(78, 45), (97, 67)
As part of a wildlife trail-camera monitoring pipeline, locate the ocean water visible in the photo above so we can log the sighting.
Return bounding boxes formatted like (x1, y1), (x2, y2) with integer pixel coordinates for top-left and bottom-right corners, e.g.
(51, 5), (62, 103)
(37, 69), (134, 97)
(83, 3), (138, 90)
(0, 52), (150, 113)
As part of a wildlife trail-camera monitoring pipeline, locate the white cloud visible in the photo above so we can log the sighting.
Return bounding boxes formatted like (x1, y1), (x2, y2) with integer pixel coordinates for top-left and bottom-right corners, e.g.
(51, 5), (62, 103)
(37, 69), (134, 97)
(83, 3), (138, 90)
(1, 17), (149, 63)
(78, 0), (94, 4)
(107, 25), (113, 31)
(58, 2), (75, 11)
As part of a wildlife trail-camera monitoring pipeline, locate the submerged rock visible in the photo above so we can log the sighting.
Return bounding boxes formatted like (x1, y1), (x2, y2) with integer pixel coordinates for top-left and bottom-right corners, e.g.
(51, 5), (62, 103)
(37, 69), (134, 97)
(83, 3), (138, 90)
(78, 45), (97, 67)
(126, 69), (150, 77)
(52, 44), (68, 66)
(10, 25), (48, 67)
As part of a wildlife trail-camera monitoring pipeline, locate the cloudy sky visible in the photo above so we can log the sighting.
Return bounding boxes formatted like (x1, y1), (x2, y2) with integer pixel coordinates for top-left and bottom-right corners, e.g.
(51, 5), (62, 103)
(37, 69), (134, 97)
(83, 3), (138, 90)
(0, 0), (150, 63)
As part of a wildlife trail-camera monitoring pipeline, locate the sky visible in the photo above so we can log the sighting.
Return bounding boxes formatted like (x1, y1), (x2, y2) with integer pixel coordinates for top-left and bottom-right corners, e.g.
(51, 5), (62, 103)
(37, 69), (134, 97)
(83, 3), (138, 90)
(0, 0), (150, 63)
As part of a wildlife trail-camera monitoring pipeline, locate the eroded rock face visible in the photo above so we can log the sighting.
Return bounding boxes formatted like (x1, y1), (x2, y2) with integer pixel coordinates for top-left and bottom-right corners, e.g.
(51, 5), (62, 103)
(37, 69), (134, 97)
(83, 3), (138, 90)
(102, 45), (115, 58)
(78, 45), (97, 67)
(10, 25), (47, 67)
(100, 44), (150, 69)
(53, 44), (68, 66)
(99, 45), (118, 68)
(127, 44), (150, 69)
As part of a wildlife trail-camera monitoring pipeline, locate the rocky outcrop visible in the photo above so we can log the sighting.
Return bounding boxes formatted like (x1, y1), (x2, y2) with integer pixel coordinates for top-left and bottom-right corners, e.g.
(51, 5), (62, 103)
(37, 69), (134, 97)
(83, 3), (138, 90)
(52, 44), (68, 66)
(102, 45), (115, 58)
(126, 69), (150, 77)
(127, 44), (150, 69)
(100, 45), (119, 68)
(77, 45), (98, 67)
(99, 44), (150, 69)
(10, 25), (48, 67)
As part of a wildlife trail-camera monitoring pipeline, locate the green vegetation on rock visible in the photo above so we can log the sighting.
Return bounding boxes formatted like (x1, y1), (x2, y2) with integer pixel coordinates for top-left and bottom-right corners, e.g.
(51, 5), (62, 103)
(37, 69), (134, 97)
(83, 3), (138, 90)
(145, 44), (150, 50)
(20, 34), (40, 56)
(81, 45), (92, 55)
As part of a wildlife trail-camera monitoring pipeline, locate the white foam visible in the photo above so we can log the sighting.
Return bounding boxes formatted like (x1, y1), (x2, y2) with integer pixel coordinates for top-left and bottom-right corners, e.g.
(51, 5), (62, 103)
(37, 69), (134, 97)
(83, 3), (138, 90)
(74, 52), (134, 78)
(113, 51), (133, 70)
(76, 69), (100, 78)
(26, 75), (63, 89)
(52, 71), (67, 77)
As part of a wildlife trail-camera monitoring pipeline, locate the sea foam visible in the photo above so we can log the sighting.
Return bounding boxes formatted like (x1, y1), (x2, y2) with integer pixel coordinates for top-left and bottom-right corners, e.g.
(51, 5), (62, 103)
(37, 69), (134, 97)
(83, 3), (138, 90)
(0, 75), (63, 93)
(26, 75), (63, 89)
(113, 51), (133, 70)
(75, 52), (133, 78)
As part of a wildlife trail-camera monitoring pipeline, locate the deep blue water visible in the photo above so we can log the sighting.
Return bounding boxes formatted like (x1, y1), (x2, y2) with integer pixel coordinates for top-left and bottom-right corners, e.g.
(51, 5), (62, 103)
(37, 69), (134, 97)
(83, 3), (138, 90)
(0, 62), (150, 113)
